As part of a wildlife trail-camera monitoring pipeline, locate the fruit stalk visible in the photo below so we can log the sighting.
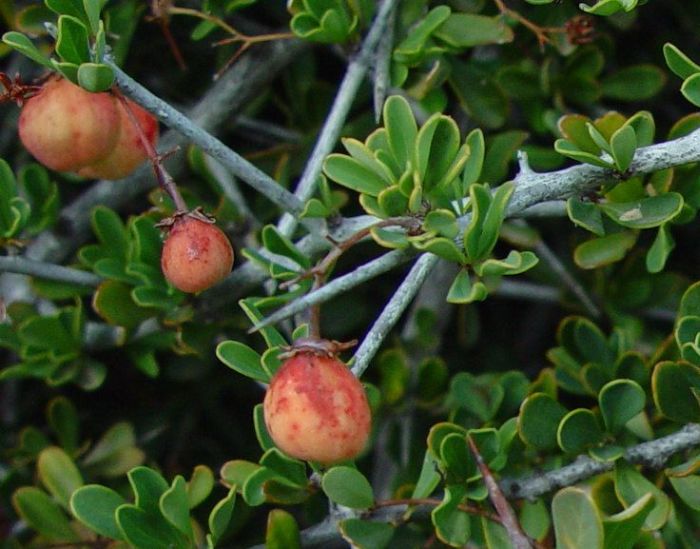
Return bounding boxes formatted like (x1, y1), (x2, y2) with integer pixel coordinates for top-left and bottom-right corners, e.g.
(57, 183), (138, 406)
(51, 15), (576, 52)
(112, 87), (187, 212)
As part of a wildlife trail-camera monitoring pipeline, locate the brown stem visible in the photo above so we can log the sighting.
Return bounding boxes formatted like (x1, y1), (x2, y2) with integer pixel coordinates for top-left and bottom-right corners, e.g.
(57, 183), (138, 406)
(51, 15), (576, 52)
(372, 497), (500, 522)
(112, 87), (188, 213)
(492, 0), (551, 48)
(159, 19), (188, 70)
(468, 436), (534, 549)
(279, 217), (421, 292)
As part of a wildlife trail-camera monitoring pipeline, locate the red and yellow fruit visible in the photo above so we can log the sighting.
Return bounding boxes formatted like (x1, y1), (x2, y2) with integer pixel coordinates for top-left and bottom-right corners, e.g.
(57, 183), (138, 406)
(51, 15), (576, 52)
(160, 215), (234, 293)
(18, 76), (158, 179)
(263, 351), (371, 464)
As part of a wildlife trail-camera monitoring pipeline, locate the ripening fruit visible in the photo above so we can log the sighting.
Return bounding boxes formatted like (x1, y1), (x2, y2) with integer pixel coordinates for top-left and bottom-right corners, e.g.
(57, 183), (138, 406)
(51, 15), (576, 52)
(19, 77), (120, 172)
(18, 76), (158, 179)
(263, 351), (371, 464)
(77, 98), (159, 180)
(160, 216), (234, 293)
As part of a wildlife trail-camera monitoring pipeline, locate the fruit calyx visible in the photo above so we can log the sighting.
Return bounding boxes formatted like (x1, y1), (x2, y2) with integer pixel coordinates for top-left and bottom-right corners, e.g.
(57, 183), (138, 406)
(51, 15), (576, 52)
(278, 337), (358, 360)
(156, 206), (215, 230)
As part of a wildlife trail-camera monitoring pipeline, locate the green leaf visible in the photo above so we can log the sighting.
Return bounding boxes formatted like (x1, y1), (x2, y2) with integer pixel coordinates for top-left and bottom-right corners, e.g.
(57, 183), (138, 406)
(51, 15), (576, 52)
(518, 393), (567, 451)
(186, 465), (214, 509)
(646, 224), (675, 273)
(601, 493), (653, 549)
(669, 475), (700, 510)
(56, 15), (90, 64)
(116, 504), (187, 549)
(602, 65), (666, 101)
(266, 509), (301, 549)
(253, 403), (276, 452)
(615, 460), (671, 530)
(663, 43), (700, 80)
(435, 14), (513, 47)
(324, 154), (389, 196)
(208, 486), (236, 545)
(393, 6), (451, 65)
(77, 62), (115, 92)
(2, 31), (54, 68)
(652, 361), (700, 422)
(552, 487), (603, 549)
(567, 198), (605, 236)
(557, 409), (604, 454)
(262, 225), (310, 269)
(383, 95), (417, 172)
(93, 280), (153, 329)
(82, 0), (101, 34)
(600, 193), (683, 229)
(450, 60), (508, 130)
(413, 237), (466, 263)
(37, 446), (83, 509)
(339, 518), (394, 549)
(474, 250), (538, 277)
(370, 226), (410, 249)
(431, 485), (470, 546)
(160, 476), (193, 538)
(47, 396), (79, 454)
(482, 132), (529, 183)
(20, 164), (60, 235)
(411, 450), (442, 499)
(461, 129), (485, 192)
(440, 433), (476, 482)
(128, 466), (169, 511)
(423, 209), (459, 239)
(554, 139), (613, 169)
(599, 379), (645, 434)
(70, 485), (126, 540)
(573, 231), (637, 269)
(260, 448), (307, 488)
(609, 125), (637, 172)
(322, 466), (374, 509)
(446, 270), (487, 304)
(681, 72), (700, 108)
(13, 486), (79, 542)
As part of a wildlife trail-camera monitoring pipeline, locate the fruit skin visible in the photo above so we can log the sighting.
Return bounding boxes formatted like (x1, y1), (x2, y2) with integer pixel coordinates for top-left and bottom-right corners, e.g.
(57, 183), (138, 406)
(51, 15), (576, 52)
(18, 76), (158, 180)
(19, 77), (120, 172)
(263, 351), (372, 464)
(77, 99), (159, 180)
(160, 216), (234, 293)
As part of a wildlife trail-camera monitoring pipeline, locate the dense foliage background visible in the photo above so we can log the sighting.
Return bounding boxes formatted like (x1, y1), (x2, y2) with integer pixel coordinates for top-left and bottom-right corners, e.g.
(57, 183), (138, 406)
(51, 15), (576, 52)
(2, 0), (700, 547)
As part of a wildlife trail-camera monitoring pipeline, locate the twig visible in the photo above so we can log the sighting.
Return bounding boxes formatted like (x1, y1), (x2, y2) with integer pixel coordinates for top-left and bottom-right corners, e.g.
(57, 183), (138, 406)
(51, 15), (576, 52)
(501, 423), (700, 500)
(0, 257), (102, 286)
(276, 0), (401, 237)
(18, 37), (307, 270)
(372, 497), (499, 522)
(468, 436), (533, 549)
(112, 87), (188, 212)
(372, 0), (397, 123)
(492, 0), (551, 48)
(529, 227), (601, 318)
(250, 247), (417, 333)
(106, 61), (304, 216)
(351, 253), (439, 377)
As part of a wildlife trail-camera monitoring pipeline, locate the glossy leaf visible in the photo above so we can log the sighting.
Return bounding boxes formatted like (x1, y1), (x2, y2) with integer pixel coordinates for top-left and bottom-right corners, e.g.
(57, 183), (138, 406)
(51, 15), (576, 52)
(47, 397), (79, 453)
(602, 65), (666, 101)
(384, 95), (417, 172)
(615, 460), (671, 530)
(2, 31), (54, 68)
(208, 486), (236, 545)
(37, 446), (83, 509)
(552, 487), (603, 549)
(669, 475), (700, 510)
(266, 509), (301, 549)
(646, 224), (675, 273)
(322, 466), (374, 509)
(557, 409), (604, 454)
(681, 72), (700, 108)
(70, 484), (126, 540)
(340, 518), (394, 549)
(609, 125), (637, 172)
(518, 393), (567, 451)
(216, 340), (268, 382)
(652, 361), (700, 422)
(664, 43), (700, 80)
(446, 270), (488, 304)
(599, 379), (645, 434)
(431, 485), (470, 547)
(160, 475), (193, 538)
(574, 231), (637, 269)
(12, 486), (79, 542)
(324, 154), (389, 196)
